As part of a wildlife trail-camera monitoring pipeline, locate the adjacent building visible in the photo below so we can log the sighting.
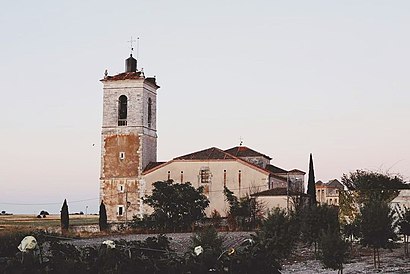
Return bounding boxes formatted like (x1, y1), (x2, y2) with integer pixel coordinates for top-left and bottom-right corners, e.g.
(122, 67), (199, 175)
(316, 179), (344, 206)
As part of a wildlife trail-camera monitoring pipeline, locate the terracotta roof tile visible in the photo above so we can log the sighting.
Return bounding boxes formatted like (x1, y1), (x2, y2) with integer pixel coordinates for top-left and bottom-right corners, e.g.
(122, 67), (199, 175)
(102, 72), (142, 81)
(251, 187), (304, 197)
(265, 164), (288, 174)
(224, 146), (272, 160)
(101, 72), (160, 88)
(174, 147), (236, 160)
(288, 169), (306, 175)
(143, 162), (166, 173)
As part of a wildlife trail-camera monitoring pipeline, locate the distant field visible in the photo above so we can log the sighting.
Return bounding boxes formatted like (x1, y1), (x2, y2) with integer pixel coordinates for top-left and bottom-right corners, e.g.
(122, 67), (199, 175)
(0, 214), (99, 232)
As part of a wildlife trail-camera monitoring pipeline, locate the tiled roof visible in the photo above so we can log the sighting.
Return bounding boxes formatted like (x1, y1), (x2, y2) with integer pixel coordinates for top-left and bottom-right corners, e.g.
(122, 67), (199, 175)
(102, 72), (142, 80)
(101, 72), (160, 88)
(224, 146), (272, 160)
(327, 179), (344, 189)
(288, 169), (306, 175)
(265, 164), (288, 174)
(316, 179), (343, 189)
(251, 187), (304, 197)
(174, 147), (236, 160)
(143, 162), (166, 173)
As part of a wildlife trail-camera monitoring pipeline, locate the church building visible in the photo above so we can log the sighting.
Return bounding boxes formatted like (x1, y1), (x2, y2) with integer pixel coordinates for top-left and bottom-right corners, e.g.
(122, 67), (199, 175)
(99, 54), (305, 222)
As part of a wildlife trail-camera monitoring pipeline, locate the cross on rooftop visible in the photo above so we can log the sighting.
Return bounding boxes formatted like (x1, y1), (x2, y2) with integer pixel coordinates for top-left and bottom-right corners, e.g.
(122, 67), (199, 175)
(127, 36), (137, 53)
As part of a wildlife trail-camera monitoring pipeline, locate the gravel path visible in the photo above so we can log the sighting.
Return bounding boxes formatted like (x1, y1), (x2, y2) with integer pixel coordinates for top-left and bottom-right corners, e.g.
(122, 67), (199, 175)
(65, 231), (252, 253)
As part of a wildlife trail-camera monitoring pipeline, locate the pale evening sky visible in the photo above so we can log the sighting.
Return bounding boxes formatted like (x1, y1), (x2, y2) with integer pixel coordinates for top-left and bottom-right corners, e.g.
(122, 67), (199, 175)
(1, 1), (409, 214)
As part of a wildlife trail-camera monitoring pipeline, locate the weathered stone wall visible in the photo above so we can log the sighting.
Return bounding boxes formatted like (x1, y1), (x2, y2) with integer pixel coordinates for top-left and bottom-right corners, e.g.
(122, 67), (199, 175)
(101, 134), (140, 179)
(100, 77), (158, 222)
(100, 178), (142, 221)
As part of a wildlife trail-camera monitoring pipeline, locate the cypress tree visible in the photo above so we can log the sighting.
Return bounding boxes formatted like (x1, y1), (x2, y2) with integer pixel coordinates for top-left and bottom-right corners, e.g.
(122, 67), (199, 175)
(307, 153), (317, 206)
(99, 200), (108, 231)
(60, 199), (69, 232)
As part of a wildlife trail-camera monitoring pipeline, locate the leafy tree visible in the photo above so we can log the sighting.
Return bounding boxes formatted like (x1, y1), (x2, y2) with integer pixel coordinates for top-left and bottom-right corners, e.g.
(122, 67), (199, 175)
(357, 198), (398, 269)
(210, 209), (222, 228)
(307, 153), (316, 206)
(60, 199), (69, 233)
(257, 208), (299, 260)
(342, 219), (360, 252)
(223, 209), (297, 273)
(143, 180), (209, 232)
(223, 236), (281, 274)
(338, 189), (359, 225)
(223, 187), (263, 230)
(300, 204), (339, 255)
(341, 170), (408, 204)
(319, 228), (349, 274)
(99, 200), (108, 232)
(398, 207), (410, 257)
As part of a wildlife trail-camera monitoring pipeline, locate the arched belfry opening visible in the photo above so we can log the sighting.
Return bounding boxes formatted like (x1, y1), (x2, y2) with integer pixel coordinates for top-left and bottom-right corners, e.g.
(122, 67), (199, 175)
(118, 95), (128, 126)
(148, 98), (152, 128)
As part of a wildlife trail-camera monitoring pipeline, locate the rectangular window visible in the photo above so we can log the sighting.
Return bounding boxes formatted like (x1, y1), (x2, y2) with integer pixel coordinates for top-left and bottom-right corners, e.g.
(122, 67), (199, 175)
(180, 171), (184, 183)
(118, 205), (124, 216)
(167, 171), (171, 180)
(119, 152), (125, 160)
(200, 167), (211, 184)
(118, 185), (124, 193)
(223, 170), (227, 187)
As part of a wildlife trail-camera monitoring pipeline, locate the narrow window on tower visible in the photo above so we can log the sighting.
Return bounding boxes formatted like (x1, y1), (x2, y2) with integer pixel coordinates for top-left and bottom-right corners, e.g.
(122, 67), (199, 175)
(118, 205), (124, 216)
(223, 170), (227, 187)
(148, 98), (152, 128)
(119, 152), (125, 160)
(180, 171), (184, 183)
(118, 95), (128, 126)
(167, 171), (171, 180)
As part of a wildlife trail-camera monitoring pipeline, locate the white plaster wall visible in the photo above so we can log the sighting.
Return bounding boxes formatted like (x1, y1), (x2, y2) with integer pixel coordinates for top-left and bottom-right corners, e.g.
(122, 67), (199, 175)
(255, 195), (289, 215)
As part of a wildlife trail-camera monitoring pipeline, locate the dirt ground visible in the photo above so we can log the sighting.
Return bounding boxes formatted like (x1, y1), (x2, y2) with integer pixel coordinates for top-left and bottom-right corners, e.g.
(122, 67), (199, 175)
(281, 244), (409, 273)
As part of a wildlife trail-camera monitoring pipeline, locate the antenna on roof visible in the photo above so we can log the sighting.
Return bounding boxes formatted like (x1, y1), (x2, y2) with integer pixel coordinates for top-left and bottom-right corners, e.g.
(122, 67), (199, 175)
(127, 36), (137, 55)
(239, 137), (243, 146)
(136, 37), (140, 59)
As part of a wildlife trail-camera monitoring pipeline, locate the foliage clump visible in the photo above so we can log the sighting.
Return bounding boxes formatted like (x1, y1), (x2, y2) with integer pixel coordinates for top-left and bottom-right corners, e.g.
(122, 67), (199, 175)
(60, 199), (69, 233)
(224, 186), (263, 230)
(319, 228), (349, 273)
(98, 200), (108, 232)
(139, 180), (209, 232)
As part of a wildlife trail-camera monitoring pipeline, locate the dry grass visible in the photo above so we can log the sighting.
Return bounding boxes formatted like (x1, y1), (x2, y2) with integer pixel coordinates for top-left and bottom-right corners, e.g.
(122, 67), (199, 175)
(0, 214), (98, 235)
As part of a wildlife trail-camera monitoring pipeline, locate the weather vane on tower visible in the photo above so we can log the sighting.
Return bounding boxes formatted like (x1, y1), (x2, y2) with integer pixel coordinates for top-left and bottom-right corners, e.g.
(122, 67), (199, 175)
(127, 36), (140, 58)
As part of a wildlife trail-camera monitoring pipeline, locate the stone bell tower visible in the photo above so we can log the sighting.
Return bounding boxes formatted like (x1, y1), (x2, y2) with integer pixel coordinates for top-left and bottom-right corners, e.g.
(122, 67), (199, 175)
(100, 54), (159, 222)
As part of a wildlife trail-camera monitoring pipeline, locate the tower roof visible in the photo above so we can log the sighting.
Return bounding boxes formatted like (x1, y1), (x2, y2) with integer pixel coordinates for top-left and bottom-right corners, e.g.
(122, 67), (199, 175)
(126, 54), (137, 72)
